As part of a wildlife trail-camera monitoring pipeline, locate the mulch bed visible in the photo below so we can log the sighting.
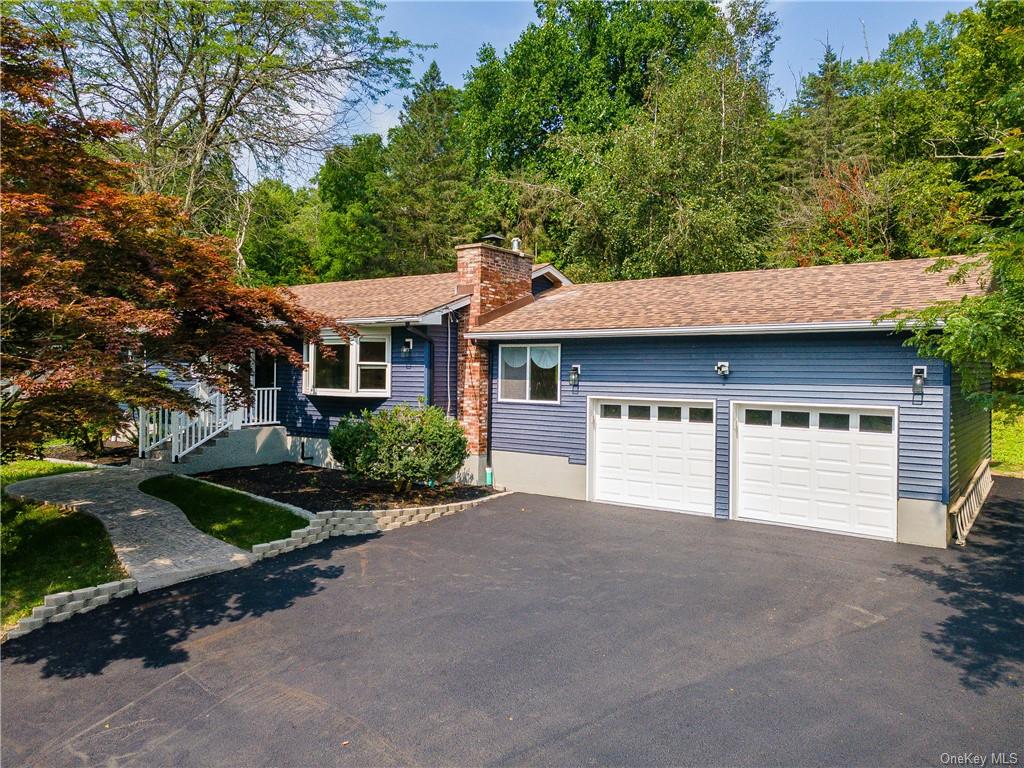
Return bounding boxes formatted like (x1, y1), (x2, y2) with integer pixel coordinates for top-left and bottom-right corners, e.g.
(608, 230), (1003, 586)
(42, 440), (135, 467)
(196, 462), (494, 512)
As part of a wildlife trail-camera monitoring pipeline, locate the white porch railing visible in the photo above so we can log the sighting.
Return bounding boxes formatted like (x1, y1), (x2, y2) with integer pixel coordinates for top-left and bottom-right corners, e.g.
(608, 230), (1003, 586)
(243, 387), (280, 426)
(138, 383), (277, 462)
(138, 405), (176, 456)
(950, 458), (994, 546)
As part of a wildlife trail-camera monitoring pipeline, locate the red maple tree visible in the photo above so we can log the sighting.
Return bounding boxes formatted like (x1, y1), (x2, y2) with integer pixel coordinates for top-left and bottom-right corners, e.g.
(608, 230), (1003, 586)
(1, 18), (335, 455)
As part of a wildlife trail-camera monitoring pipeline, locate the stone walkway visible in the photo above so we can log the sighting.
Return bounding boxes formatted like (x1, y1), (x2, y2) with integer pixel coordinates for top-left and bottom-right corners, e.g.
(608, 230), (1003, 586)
(6, 467), (254, 592)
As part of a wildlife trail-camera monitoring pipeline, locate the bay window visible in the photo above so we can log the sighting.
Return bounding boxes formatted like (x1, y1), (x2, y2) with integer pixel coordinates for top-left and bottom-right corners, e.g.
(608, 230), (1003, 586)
(499, 344), (560, 403)
(305, 330), (390, 397)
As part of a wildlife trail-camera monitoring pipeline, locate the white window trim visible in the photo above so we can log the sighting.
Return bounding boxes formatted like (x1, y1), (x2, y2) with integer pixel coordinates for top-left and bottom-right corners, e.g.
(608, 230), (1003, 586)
(497, 343), (561, 404)
(304, 329), (391, 398)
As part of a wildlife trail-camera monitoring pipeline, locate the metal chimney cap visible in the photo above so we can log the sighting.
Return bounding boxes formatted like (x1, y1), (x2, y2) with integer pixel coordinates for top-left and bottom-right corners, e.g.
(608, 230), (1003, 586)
(481, 233), (504, 244)
(511, 237), (523, 252)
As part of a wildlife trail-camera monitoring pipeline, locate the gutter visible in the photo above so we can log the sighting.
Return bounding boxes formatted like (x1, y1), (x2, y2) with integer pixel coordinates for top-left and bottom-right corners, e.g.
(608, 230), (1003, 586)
(465, 319), (940, 341)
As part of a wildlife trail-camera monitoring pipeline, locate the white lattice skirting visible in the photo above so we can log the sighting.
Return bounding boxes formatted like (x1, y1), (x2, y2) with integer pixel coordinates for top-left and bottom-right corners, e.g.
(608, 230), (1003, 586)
(949, 459), (993, 546)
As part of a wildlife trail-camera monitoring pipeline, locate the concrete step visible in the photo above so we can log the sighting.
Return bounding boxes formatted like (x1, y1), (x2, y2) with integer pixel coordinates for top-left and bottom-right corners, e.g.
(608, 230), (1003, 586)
(141, 434), (223, 465)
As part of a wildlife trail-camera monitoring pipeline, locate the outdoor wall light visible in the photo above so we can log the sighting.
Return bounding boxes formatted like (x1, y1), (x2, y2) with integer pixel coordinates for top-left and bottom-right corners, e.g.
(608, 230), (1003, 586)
(912, 365), (927, 394)
(715, 361), (730, 377)
(402, 337), (414, 354)
(569, 364), (581, 387)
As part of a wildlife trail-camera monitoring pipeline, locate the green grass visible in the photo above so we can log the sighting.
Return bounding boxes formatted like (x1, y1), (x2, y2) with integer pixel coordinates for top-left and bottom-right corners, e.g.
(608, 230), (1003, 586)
(138, 475), (308, 550)
(1, 460), (126, 629)
(992, 410), (1024, 477)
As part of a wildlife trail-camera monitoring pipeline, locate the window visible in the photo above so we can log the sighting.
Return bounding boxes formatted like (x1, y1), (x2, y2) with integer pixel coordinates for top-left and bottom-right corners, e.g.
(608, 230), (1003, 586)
(781, 410), (810, 428)
(315, 343), (350, 391)
(499, 345), (559, 402)
(305, 331), (390, 397)
(600, 404), (621, 419)
(860, 414), (893, 433)
(689, 407), (713, 423)
(819, 412), (850, 431)
(628, 405), (651, 420)
(745, 409), (772, 426)
(357, 339), (388, 393)
(658, 406), (682, 421)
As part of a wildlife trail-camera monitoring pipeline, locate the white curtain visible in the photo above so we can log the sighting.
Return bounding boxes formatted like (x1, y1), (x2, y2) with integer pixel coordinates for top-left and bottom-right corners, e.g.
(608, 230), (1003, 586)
(502, 346), (528, 368)
(530, 346), (558, 369)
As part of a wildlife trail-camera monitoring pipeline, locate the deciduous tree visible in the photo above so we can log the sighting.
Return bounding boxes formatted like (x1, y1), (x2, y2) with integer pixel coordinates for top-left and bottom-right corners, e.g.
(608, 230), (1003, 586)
(17, 0), (418, 256)
(0, 18), (334, 456)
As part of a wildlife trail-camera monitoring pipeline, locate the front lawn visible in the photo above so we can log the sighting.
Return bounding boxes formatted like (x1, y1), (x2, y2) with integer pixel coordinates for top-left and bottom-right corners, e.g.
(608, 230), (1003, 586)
(992, 410), (1024, 477)
(196, 462), (494, 512)
(1, 460), (126, 629)
(138, 475), (308, 550)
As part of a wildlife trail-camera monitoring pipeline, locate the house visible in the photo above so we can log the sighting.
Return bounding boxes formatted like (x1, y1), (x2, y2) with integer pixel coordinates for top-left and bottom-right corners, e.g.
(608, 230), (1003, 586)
(135, 242), (993, 549)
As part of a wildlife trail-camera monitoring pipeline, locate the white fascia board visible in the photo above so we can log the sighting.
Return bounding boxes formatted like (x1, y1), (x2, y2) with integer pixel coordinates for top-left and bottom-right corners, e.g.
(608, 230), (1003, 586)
(531, 264), (573, 285)
(465, 319), (940, 340)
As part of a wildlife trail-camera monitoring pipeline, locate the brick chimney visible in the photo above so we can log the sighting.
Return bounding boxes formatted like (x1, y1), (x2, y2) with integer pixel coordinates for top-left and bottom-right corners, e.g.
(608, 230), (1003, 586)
(455, 242), (533, 482)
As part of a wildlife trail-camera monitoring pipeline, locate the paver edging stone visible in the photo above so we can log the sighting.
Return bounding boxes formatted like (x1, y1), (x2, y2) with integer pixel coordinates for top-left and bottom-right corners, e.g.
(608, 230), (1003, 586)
(2, 578), (138, 643)
(251, 490), (514, 560)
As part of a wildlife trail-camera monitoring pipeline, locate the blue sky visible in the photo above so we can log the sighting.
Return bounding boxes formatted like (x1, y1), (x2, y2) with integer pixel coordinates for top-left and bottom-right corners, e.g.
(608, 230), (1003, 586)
(355, 0), (970, 136)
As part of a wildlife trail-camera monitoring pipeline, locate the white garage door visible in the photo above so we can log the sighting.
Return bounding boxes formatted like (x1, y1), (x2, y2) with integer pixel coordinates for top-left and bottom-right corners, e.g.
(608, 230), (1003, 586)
(734, 404), (898, 540)
(592, 400), (716, 516)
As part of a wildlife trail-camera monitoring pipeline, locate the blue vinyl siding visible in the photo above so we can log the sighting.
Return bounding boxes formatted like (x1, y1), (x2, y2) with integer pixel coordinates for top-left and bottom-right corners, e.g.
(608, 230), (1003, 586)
(948, 365), (992, 502)
(278, 326), (430, 438)
(427, 314), (459, 417)
(489, 332), (947, 518)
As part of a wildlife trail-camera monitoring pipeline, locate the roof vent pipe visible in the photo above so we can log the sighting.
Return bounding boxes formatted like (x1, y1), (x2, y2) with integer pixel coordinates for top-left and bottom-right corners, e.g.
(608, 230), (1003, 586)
(511, 237), (522, 252)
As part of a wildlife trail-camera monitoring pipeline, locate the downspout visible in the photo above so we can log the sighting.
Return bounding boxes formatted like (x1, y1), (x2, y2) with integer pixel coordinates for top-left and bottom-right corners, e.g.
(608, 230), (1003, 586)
(486, 340), (493, 470)
(404, 323), (433, 404)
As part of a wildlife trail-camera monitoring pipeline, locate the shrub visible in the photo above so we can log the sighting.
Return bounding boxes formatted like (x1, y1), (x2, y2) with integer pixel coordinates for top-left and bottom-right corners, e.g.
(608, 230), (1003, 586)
(327, 415), (374, 476)
(328, 403), (468, 492)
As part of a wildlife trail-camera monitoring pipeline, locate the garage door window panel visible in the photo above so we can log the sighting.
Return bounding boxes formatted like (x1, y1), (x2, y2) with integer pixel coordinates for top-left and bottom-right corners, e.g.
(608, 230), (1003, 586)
(628, 405), (651, 420)
(658, 406), (682, 421)
(745, 409), (773, 426)
(689, 407), (714, 423)
(860, 414), (893, 433)
(600, 403), (621, 419)
(781, 411), (810, 428)
(819, 412), (851, 431)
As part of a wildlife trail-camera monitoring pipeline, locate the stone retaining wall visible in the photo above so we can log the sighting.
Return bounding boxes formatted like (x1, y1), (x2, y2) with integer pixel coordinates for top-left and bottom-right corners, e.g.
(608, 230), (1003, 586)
(4, 578), (137, 640)
(252, 493), (511, 560)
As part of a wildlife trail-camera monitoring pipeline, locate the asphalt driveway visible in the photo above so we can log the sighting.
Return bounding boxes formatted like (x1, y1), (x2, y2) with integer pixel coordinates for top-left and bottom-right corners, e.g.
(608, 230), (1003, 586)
(2, 478), (1021, 767)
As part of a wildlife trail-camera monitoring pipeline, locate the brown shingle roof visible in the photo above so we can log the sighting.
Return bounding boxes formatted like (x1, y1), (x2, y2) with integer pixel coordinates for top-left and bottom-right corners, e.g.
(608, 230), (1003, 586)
(471, 258), (989, 336)
(287, 272), (466, 320)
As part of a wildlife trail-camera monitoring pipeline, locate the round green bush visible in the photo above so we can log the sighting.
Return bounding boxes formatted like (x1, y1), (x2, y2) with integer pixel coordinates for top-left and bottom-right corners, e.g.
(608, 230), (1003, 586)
(328, 403), (468, 491)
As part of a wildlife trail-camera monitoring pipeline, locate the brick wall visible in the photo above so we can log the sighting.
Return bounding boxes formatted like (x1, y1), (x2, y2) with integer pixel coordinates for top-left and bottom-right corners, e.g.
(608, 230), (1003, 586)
(456, 243), (533, 456)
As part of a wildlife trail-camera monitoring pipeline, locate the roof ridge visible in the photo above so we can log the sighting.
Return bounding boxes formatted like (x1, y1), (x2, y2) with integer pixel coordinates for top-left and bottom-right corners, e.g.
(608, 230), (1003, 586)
(561, 257), (950, 290)
(289, 271), (458, 291)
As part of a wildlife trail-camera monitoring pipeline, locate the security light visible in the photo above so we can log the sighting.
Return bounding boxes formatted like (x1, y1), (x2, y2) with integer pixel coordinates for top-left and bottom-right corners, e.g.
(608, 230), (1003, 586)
(715, 361), (730, 377)
(912, 365), (927, 394)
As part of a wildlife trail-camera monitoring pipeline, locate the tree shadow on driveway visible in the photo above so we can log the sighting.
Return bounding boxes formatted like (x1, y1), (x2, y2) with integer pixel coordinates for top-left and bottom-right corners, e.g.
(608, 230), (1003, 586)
(1, 534), (376, 679)
(895, 476), (1023, 693)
